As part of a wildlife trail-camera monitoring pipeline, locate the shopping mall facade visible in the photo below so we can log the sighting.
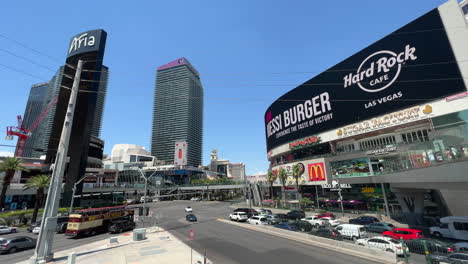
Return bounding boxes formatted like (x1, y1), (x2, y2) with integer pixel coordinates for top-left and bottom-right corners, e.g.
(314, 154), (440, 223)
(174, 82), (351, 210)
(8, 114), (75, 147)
(265, 1), (468, 224)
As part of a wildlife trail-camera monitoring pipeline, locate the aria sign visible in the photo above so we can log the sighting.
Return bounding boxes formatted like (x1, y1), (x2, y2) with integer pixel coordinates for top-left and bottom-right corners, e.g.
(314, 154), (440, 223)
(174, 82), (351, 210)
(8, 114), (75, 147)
(69, 33), (95, 54)
(67, 29), (105, 59)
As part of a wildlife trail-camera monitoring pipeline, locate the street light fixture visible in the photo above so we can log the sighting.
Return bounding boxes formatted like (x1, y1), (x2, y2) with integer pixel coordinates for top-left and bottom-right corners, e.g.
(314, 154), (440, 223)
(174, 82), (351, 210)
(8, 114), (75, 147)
(137, 168), (158, 217)
(69, 174), (94, 214)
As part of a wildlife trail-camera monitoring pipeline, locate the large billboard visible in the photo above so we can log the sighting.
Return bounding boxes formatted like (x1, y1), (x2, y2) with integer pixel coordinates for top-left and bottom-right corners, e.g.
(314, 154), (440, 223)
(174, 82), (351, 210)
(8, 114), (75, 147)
(264, 8), (466, 151)
(174, 141), (188, 166)
(271, 158), (328, 186)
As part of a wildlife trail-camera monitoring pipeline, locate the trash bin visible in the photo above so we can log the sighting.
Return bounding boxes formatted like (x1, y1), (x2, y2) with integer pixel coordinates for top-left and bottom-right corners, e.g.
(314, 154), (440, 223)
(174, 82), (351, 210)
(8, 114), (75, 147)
(133, 228), (146, 241)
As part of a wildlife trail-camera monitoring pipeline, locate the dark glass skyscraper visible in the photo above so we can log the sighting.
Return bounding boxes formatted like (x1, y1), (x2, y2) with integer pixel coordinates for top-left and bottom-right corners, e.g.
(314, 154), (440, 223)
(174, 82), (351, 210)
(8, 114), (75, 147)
(22, 82), (49, 158)
(151, 57), (203, 167)
(23, 65), (108, 158)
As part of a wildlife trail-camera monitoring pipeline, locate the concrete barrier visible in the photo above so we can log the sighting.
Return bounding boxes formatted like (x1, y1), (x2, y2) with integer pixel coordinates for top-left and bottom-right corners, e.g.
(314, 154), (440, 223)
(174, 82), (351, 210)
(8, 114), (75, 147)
(218, 218), (397, 264)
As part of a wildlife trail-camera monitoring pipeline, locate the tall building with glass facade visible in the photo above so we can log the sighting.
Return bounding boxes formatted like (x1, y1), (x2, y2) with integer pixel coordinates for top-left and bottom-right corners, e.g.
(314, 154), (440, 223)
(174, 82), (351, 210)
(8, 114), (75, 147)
(151, 57), (203, 167)
(22, 82), (49, 158)
(22, 65), (108, 158)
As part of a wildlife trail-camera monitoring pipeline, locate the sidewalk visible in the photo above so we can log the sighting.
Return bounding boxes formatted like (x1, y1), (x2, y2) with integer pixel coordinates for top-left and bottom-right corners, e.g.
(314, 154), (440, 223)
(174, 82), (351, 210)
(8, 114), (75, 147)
(21, 227), (210, 264)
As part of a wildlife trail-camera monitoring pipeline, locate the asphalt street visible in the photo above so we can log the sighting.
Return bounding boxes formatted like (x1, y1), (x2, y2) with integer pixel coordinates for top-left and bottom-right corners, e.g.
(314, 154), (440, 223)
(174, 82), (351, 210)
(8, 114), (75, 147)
(147, 200), (382, 264)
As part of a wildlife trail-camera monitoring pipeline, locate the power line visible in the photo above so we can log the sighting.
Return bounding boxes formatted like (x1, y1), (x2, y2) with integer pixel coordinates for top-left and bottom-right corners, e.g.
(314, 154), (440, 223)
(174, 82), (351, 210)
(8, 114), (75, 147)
(0, 62), (47, 81)
(0, 47), (56, 72)
(0, 33), (62, 63)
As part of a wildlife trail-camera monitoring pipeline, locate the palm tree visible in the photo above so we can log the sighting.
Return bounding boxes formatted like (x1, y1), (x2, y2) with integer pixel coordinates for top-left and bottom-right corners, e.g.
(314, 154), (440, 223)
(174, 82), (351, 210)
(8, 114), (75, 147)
(277, 168), (288, 207)
(24, 174), (50, 223)
(291, 164), (303, 209)
(0, 157), (27, 209)
(265, 170), (277, 201)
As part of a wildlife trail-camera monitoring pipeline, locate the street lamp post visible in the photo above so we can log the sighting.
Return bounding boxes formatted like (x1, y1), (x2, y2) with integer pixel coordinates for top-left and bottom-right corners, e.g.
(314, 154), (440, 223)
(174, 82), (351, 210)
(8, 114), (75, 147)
(336, 180), (345, 217)
(137, 168), (158, 218)
(69, 174), (93, 214)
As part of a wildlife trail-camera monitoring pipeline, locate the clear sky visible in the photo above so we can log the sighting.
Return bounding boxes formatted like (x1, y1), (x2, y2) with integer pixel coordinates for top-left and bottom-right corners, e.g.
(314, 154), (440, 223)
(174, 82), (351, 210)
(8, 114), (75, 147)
(0, 0), (448, 174)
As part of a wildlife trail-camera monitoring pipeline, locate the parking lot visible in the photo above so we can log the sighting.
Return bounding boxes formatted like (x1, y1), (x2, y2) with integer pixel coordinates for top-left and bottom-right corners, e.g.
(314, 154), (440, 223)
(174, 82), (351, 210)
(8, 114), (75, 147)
(225, 207), (465, 264)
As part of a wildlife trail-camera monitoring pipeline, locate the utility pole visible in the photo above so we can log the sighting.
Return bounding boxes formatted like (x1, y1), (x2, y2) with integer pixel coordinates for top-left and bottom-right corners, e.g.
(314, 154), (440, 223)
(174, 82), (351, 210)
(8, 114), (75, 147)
(31, 60), (83, 264)
(69, 174), (91, 214)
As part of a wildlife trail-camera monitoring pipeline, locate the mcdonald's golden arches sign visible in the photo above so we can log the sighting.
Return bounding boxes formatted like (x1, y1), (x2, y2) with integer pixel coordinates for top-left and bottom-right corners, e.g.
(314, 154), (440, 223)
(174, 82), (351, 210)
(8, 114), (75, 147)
(308, 162), (326, 182)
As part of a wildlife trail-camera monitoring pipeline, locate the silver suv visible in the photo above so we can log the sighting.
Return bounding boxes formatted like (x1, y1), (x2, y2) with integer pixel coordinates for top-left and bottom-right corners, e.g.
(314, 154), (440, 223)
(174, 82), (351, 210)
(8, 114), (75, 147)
(0, 236), (36, 254)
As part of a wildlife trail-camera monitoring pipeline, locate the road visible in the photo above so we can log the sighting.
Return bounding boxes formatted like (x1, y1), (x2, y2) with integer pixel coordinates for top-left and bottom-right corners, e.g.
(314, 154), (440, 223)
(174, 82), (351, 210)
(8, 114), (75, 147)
(0, 200), (418, 264)
(147, 200), (382, 264)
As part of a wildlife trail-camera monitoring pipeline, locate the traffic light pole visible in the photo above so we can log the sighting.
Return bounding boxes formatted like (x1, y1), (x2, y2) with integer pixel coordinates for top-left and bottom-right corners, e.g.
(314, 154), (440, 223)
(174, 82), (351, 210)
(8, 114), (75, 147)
(30, 60), (83, 264)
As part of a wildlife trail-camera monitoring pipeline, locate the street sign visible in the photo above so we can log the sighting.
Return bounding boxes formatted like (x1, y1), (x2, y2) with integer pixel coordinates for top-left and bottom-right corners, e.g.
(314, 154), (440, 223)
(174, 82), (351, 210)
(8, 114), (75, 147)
(189, 228), (194, 240)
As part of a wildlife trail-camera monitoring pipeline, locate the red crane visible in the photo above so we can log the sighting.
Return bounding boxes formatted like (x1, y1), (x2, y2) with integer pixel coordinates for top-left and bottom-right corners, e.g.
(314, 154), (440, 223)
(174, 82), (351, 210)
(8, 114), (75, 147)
(6, 96), (59, 157)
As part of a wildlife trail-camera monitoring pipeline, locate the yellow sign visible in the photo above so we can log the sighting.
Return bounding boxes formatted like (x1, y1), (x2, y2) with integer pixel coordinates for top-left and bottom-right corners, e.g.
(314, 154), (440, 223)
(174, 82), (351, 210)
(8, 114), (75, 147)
(361, 187), (375, 193)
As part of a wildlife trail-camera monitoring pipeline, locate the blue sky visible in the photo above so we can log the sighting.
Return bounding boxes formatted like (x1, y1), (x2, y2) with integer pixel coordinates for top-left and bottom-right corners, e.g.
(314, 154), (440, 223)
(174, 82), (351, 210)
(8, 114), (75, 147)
(0, 0), (448, 174)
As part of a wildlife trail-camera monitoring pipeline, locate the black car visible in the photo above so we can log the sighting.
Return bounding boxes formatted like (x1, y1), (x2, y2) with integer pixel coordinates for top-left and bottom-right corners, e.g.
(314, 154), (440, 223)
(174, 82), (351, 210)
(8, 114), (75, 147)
(276, 214), (290, 222)
(56, 222), (68, 233)
(108, 219), (136, 234)
(349, 216), (379, 225)
(286, 210), (306, 220)
(291, 220), (313, 232)
(405, 238), (455, 255)
(309, 228), (343, 241)
(186, 214), (197, 222)
(234, 208), (258, 218)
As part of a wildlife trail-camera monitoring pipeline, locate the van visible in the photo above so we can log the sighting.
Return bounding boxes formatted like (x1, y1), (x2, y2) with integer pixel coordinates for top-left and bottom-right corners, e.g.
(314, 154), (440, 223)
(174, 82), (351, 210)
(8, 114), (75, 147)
(335, 224), (368, 241)
(430, 216), (468, 241)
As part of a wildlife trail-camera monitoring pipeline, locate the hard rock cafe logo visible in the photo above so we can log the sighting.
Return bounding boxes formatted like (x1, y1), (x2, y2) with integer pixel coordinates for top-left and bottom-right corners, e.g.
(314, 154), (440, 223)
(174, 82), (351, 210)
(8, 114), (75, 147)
(343, 45), (417, 93)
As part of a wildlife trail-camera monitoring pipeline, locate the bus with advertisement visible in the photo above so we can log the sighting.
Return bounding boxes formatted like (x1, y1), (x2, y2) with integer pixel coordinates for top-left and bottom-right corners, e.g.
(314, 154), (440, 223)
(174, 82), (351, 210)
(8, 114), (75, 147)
(65, 205), (134, 237)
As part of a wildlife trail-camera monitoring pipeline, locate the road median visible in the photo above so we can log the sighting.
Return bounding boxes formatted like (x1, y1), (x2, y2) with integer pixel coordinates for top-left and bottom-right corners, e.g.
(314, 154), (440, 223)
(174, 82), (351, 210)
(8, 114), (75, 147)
(217, 218), (398, 264)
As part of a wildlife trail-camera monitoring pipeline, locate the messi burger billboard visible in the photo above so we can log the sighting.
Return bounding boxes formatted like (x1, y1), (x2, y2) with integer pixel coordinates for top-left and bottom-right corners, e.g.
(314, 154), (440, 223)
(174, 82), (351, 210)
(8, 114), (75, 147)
(265, 8), (466, 151)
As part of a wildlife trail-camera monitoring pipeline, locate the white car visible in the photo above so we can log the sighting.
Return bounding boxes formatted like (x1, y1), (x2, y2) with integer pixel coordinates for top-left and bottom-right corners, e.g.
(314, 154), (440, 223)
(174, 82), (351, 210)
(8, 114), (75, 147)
(190, 197), (201, 201)
(335, 224), (368, 241)
(355, 236), (406, 255)
(185, 206), (193, 213)
(32, 226), (41, 234)
(256, 208), (273, 215)
(0, 226), (18, 234)
(140, 196), (153, 203)
(229, 212), (248, 222)
(247, 216), (268, 225)
(321, 216), (341, 227)
(301, 216), (326, 228)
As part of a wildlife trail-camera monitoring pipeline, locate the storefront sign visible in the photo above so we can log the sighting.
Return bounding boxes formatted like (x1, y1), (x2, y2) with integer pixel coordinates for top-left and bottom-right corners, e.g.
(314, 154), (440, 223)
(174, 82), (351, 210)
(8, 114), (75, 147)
(264, 7), (465, 151)
(322, 180), (351, 191)
(289, 136), (321, 149)
(308, 162), (326, 182)
(337, 106), (432, 138)
(365, 146), (397, 156)
(361, 187), (375, 193)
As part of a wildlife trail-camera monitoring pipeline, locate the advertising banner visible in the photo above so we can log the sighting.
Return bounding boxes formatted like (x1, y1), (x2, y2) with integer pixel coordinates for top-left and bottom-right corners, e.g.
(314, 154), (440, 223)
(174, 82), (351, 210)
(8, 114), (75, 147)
(271, 158), (327, 185)
(265, 8), (466, 151)
(174, 141), (187, 166)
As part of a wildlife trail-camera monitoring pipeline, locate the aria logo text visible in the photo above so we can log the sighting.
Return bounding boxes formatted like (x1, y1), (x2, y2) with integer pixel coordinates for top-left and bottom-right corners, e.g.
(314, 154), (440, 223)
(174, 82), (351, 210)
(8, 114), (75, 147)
(343, 44), (417, 93)
(69, 33), (96, 54)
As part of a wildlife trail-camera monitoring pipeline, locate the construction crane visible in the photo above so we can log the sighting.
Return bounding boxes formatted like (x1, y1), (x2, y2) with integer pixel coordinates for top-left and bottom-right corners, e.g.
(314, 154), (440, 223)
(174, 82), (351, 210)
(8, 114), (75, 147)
(6, 96), (59, 157)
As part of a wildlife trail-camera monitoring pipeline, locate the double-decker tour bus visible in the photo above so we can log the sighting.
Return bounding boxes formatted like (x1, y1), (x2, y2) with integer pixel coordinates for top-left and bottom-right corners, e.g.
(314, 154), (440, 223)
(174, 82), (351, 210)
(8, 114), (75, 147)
(65, 205), (134, 237)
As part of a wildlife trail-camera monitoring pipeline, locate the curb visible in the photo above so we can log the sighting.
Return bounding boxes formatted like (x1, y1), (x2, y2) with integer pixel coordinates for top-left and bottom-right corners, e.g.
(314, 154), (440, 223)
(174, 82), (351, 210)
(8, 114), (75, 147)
(217, 218), (397, 264)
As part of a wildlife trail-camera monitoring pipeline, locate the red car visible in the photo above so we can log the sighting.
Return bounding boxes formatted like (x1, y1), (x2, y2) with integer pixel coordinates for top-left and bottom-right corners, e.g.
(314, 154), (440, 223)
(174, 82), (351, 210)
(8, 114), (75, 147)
(383, 228), (424, 241)
(317, 213), (336, 219)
